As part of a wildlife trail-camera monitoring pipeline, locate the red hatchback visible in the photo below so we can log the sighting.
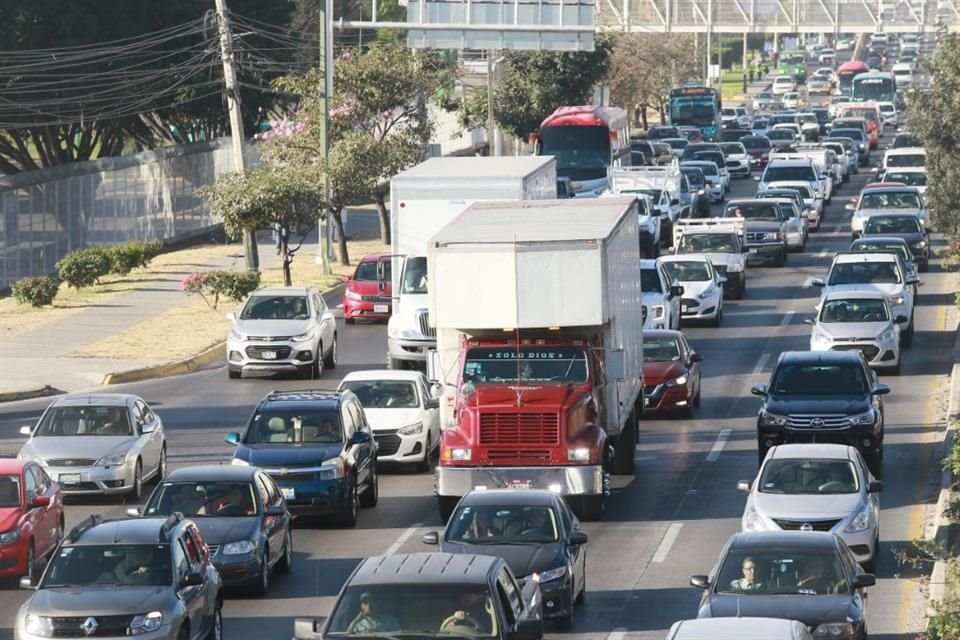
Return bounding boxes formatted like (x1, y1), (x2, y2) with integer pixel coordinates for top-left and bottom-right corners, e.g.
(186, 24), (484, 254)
(642, 330), (704, 417)
(342, 255), (393, 324)
(0, 459), (63, 581)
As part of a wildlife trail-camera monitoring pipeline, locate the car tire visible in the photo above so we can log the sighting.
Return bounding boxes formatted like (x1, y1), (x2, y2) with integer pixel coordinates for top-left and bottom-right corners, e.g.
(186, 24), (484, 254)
(738, 276), (747, 300)
(206, 606), (223, 640)
(557, 589), (575, 629)
(578, 495), (605, 522)
(177, 626), (190, 640)
(324, 335), (338, 369)
(920, 260), (929, 273)
(276, 530), (293, 574)
(416, 435), (433, 473)
(611, 410), (637, 475)
(776, 248), (787, 267)
(338, 481), (359, 527)
(359, 465), (379, 508)
(24, 541), (35, 584)
(228, 367), (241, 379)
(253, 548), (270, 595)
(901, 322), (914, 348)
(129, 460), (143, 501)
(711, 305), (722, 327)
(155, 446), (167, 483)
(865, 449), (883, 478)
(345, 317), (356, 325)
(575, 568), (586, 605)
(757, 441), (769, 467)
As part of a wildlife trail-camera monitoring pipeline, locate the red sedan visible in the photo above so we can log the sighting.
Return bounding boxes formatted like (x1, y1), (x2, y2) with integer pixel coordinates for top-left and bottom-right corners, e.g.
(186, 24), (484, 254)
(343, 255), (393, 324)
(0, 459), (63, 581)
(642, 330), (704, 417)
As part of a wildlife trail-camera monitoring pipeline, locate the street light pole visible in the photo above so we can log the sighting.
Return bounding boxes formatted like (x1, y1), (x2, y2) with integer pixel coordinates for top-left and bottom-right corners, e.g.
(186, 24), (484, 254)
(316, 0), (334, 274)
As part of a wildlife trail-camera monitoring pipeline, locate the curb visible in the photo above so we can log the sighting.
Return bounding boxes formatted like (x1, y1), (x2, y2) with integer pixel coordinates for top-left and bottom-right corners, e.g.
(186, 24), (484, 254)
(101, 342), (226, 386)
(0, 385), (60, 404)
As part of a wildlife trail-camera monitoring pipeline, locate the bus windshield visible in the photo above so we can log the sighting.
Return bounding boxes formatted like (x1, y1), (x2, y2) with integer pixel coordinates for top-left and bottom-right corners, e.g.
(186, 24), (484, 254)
(670, 100), (718, 128)
(852, 76), (895, 103)
(538, 125), (611, 180)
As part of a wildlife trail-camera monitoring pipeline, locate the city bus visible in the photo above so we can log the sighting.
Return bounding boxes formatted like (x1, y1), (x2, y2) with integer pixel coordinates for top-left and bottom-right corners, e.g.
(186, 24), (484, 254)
(533, 106), (631, 190)
(668, 85), (723, 141)
(851, 71), (896, 103)
(778, 50), (807, 83)
(836, 60), (869, 95)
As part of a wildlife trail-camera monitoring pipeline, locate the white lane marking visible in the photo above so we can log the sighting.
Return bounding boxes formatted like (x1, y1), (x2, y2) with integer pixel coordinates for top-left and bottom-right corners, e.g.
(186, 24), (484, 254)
(802, 276), (814, 288)
(652, 523), (684, 563)
(780, 310), (795, 326)
(817, 248), (828, 258)
(753, 352), (771, 374)
(607, 628), (628, 640)
(384, 522), (425, 556)
(707, 428), (732, 462)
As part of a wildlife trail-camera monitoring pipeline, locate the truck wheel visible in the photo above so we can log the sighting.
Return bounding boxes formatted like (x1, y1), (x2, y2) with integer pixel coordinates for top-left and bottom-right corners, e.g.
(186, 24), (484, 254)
(437, 496), (460, 523)
(611, 412), (637, 475)
(578, 495), (605, 522)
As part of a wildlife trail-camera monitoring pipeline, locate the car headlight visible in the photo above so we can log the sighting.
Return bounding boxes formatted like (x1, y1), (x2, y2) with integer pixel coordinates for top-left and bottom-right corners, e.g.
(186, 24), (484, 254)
(849, 410), (876, 426)
(398, 422), (423, 436)
(813, 622), (855, 638)
(345, 289), (362, 301)
(291, 331), (316, 342)
(231, 458), (250, 466)
(743, 505), (770, 531)
(887, 295), (906, 306)
(878, 328), (896, 343)
(760, 411), (788, 426)
(653, 305), (665, 319)
(727, 262), (743, 272)
(388, 326), (420, 339)
(319, 457), (345, 480)
(0, 529), (19, 545)
(914, 241), (927, 249)
(130, 612), (164, 636)
(665, 374), (688, 387)
(845, 504), (874, 533)
(25, 615), (54, 638)
(222, 540), (256, 555)
(95, 452), (127, 467)
(441, 447), (472, 461)
(229, 329), (247, 342)
(532, 566), (567, 583)
(813, 327), (833, 343)
(567, 447), (591, 462)
(697, 286), (715, 300)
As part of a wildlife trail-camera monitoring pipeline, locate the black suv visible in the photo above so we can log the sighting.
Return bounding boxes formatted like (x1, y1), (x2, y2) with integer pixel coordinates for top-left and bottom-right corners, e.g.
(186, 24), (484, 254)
(294, 553), (543, 640)
(751, 351), (890, 473)
(16, 513), (222, 640)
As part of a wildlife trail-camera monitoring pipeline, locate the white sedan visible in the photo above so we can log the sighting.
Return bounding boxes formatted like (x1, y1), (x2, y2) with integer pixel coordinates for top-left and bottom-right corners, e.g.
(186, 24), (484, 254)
(807, 290), (902, 374)
(338, 370), (441, 471)
(659, 255), (725, 326)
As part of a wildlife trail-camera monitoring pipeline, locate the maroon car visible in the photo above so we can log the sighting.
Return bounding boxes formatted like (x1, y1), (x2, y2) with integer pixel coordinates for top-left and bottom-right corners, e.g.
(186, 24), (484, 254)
(642, 330), (704, 417)
(342, 254), (392, 324)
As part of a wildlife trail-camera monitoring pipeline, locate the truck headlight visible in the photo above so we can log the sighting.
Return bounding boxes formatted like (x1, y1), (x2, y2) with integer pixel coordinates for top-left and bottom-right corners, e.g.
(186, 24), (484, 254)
(130, 612), (164, 635)
(813, 622), (855, 638)
(25, 615), (54, 638)
(222, 540), (256, 555)
(398, 422), (423, 436)
(848, 410), (875, 426)
(760, 411), (788, 426)
(388, 327), (419, 339)
(442, 447), (472, 461)
(567, 447), (591, 461)
(845, 505), (874, 533)
(95, 452), (127, 467)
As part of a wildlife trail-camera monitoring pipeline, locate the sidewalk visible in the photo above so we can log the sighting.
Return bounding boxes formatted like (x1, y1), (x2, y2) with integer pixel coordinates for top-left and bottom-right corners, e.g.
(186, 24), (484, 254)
(0, 210), (379, 399)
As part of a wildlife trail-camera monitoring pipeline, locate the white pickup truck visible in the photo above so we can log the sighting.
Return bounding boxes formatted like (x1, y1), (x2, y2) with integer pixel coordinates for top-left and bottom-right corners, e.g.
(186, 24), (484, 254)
(673, 219), (748, 299)
(606, 161), (684, 247)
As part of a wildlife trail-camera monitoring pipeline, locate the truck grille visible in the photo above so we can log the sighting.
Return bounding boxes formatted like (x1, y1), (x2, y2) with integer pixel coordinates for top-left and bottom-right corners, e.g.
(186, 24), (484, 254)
(832, 345), (880, 360)
(374, 430), (402, 456)
(50, 615), (135, 638)
(487, 448), (552, 461)
(746, 232), (768, 242)
(786, 414), (852, 429)
(773, 518), (841, 532)
(417, 309), (436, 338)
(479, 413), (560, 445)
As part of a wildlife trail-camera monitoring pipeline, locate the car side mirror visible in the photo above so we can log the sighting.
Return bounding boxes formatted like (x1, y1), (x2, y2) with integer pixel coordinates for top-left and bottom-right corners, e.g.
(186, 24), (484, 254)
(426, 350), (441, 383)
(30, 495), (50, 508)
(895, 315), (909, 324)
(568, 530), (589, 545)
(750, 384), (768, 397)
(422, 531), (440, 545)
(181, 571), (204, 588)
(671, 198), (680, 206)
(224, 432), (240, 446)
(853, 574), (876, 588)
(19, 576), (35, 590)
(266, 504), (286, 516)
(670, 285), (684, 298)
(139, 421), (154, 434)
(906, 276), (920, 285)
(425, 397), (440, 410)
(294, 618), (325, 640)
(126, 507), (142, 517)
(872, 384), (891, 396)
(350, 431), (372, 445)
(690, 575), (710, 589)
(689, 353), (704, 363)
(737, 480), (751, 492)
(812, 278), (826, 287)
(19, 426), (31, 436)
(804, 317), (815, 325)
(225, 312), (236, 322)
(868, 480), (885, 493)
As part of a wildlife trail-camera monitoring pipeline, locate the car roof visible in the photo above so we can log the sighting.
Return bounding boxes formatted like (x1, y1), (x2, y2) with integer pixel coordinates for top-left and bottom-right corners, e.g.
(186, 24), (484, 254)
(885, 147), (926, 155)
(726, 198), (779, 206)
(642, 329), (684, 340)
(258, 389), (348, 410)
(860, 185), (920, 194)
(640, 259), (659, 268)
(658, 254), (711, 264)
(0, 459), (30, 475)
(459, 489), (558, 507)
(357, 254), (392, 263)
(883, 167), (926, 173)
(251, 286), (313, 296)
(162, 464), (258, 483)
(68, 516), (179, 546)
(50, 393), (136, 408)
(834, 252), (897, 264)
(349, 553), (499, 587)
(852, 236), (910, 247)
(765, 159), (814, 167)
(777, 350), (863, 366)
(340, 370), (425, 383)
(822, 288), (887, 302)
(728, 530), (839, 550)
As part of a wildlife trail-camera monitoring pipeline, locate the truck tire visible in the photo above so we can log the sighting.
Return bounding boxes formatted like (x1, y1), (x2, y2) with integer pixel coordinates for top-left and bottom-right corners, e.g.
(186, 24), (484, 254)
(611, 411), (637, 475)
(437, 496), (460, 523)
(578, 495), (605, 521)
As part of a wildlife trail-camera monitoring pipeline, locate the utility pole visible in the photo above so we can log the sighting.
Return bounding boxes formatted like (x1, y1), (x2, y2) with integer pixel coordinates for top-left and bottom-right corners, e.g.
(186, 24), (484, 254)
(214, 0), (259, 271)
(487, 52), (497, 157)
(742, 32), (749, 94)
(316, 0), (334, 274)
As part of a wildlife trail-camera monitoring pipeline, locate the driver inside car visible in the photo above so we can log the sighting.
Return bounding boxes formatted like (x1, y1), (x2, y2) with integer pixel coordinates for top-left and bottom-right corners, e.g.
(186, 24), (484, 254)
(440, 592), (493, 633)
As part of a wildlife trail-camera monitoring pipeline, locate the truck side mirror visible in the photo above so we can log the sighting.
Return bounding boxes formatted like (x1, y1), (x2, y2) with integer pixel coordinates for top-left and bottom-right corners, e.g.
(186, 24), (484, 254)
(426, 350), (441, 383)
(605, 349), (626, 382)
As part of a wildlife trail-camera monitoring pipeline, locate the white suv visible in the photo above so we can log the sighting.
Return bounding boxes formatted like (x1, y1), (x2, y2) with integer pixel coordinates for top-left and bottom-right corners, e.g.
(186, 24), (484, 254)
(641, 258), (683, 330)
(226, 286), (339, 379)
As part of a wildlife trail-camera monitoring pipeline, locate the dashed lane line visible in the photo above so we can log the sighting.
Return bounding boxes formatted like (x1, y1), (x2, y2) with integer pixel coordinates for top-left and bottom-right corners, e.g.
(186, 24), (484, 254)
(706, 428), (732, 462)
(752, 352), (771, 375)
(651, 523), (684, 563)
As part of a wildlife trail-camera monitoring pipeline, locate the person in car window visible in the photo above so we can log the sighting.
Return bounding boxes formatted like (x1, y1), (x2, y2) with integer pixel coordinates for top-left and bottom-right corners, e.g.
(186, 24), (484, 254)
(520, 510), (553, 538)
(214, 485), (254, 516)
(348, 593), (400, 633)
(101, 407), (129, 435)
(465, 511), (500, 539)
(289, 298), (308, 320)
(796, 556), (834, 593)
(441, 592), (492, 633)
(386, 385), (415, 408)
(730, 557), (764, 592)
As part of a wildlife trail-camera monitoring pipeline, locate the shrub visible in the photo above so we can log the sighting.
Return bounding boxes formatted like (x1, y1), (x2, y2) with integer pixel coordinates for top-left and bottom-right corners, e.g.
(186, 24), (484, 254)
(141, 240), (165, 264)
(181, 270), (260, 309)
(57, 247), (112, 290)
(109, 242), (147, 276)
(11, 275), (61, 307)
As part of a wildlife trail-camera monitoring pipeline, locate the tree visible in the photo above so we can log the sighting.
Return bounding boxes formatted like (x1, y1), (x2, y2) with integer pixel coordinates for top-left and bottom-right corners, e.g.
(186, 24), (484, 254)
(197, 165), (325, 286)
(459, 39), (613, 140)
(906, 30), (960, 239)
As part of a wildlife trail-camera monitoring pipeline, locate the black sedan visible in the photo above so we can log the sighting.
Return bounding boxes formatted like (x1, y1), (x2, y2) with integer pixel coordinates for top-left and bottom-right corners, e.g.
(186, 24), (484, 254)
(422, 489), (587, 627)
(691, 531), (874, 639)
(861, 214), (929, 271)
(132, 464), (293, 594)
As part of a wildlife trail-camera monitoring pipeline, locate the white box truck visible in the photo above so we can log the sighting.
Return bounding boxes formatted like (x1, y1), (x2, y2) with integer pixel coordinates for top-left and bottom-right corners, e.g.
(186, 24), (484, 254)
(386, 157), (557, 369)
(425, 198), (645, 521)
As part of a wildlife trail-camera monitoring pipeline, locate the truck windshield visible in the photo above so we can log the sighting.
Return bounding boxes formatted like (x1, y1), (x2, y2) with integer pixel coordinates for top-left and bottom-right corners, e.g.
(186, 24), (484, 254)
(463, 347), (588, 384)
(401, 256), (428, 294)
(677, 233), (736, 253)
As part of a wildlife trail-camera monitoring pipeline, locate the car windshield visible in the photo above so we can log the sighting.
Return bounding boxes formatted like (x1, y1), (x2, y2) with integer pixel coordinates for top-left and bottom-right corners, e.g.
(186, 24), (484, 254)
(644, 337), (682, 362)
(664, 138), (688, 150)
(821, 298), (889, 323)
(884, 172), (926, 186)
(663, 260), (712, 282)
(341, 381), (419, 409)
(757, 193), (798, 207)
(641, 268), (663, 293)
(833, 129), (865, 141)
(893, 134), (921, 148)
(446, 505), (559, 544)
(859, 192), (922, 209)
(353, 260), (391, 282)
(769, 114), (796, 125)
(829, 261), (901, 285)
(681, 170), (705, 187)
(773, 185), (813, 199)
(771, 363), (869, 395)
(0, 476), (20, 507)
(244, 410), (344, 445)
(763, 166), (815, 182)
(694, 151), (725, 166)
(34, 406), (133, 437)
(722, 108), (737, 117)
(766, 130), (794, 141)
(692, 163), (718, 176)
(741, 137), (770, 150)
(759, 459), (860, 494)
(797, 114), (817, 124)
(853, 242), (912, 263)
(463, 346), (588, 384)
(328, 584), (499, 637)
(401, 256), (428, 295)
(144, 481), (258, 517)
(725, 203), (781, 221)
(677, 233), (737, 253)
(720, 143), (746, 156)
(716, 550), (848, 595)
(240, 295), (310, 320)
(43, 544), (172, 588)
(865, 216), (922, 234)
(886, 154), (925, 167)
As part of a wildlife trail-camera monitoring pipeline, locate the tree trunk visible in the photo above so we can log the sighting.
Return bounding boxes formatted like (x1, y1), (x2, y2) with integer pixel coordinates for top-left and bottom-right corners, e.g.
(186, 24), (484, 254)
(375, 187), (391, 245)
(331, 207), (350, 266)
(281, 237), (293, 287)
(641, 106), (649, 131)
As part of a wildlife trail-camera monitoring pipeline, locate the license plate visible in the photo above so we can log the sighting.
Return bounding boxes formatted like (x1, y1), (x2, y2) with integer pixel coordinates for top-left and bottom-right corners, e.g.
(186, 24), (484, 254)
(507, 480), (532, 490)
(373, 304), (389, 314)
(281, 487), (295, 500)
(748, 248), (759, 254)
(59, 474), (80, 484)
(260, 351), (277, 360)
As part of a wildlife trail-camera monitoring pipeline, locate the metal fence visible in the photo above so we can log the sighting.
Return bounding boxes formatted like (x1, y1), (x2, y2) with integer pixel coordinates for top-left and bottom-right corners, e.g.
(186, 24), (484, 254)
(0, 138), (249, 291)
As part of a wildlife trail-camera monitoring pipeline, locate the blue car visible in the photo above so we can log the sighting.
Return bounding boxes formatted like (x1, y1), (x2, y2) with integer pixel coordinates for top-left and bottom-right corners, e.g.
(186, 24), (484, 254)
(224, 389), (379, 527)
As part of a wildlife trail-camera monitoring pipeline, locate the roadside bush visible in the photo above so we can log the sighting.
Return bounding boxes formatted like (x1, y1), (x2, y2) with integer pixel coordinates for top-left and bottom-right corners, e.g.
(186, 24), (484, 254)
(142, 240), (165, 263)
(109, 242), (147, 276)
(57, 247), (112, 290)
(10, 275), (61, 307)
(181, 270), (260, 310)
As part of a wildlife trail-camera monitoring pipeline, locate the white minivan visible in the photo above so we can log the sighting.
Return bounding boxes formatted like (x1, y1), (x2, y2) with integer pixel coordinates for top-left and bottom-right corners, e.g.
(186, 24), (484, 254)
(772, 76), (796, 95)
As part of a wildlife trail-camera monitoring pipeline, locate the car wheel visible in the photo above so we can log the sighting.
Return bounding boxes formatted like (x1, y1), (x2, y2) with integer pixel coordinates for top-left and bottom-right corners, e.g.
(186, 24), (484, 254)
(24, 541), (35, 583)
(324, 335), (338, 369)
(276, 529), (293, 574)
(416, 434), (433, 473)
(738, 276), (747, 300)
(338, 481), (359, 527)
(129, 460), (142, 501)
(228, 367), (241, 379)
(711, 305), (722, 327)
(155, 446), (167, 483)
(177, 625), (190, 640)
(901, 322), (914, 348)
(575, 567), (586, 605)
(866, 449), (883, 478)
(920, 260), (929, 273)
(253, 548), (270, 595)
(557, 587), (575, 629)
(206, 606), (223, 640)
(757, 441), (769, 467)
(359, 464), (379, 508)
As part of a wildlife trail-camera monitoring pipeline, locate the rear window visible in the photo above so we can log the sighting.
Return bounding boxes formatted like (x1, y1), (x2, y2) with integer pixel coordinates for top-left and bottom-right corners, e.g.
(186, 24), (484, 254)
(865, 216), (922, 234)
(741, 137), (771, 150)
(724, 202), (782, 220)
(763, 165), (815, 182)
(886, 154), (925, 168)
(828, 261), (901, 285)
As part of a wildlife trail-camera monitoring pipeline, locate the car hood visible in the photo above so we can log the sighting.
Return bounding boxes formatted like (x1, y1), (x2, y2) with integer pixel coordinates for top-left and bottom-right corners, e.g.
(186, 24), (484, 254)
(361, 408), (424, 432)
(753, 491), (863, 518)
(700, 252), (737, 266)
(193, 517), (260, 545)
(818, 321), (891, 340)
(23, 436), (134, 461)
(28, 586), (171, 616)
(678, 279), (714, 298)
(823, 283), (903, 298)
(644, 361), (686, 384)
(701, 594), (855, 628)
(237, 444), (344, 467)
(765, 395), (872, 415)
(642, 292), (668, 306)
(472, 385), (579, 409)
(232, 318), (312, 338)
(439, 541), (564, 579)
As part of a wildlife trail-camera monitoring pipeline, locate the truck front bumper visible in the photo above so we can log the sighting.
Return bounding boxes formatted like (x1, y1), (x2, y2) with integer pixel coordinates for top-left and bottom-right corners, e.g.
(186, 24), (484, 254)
(388, 336), (435, 363)
(435, 465), (606, 498)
